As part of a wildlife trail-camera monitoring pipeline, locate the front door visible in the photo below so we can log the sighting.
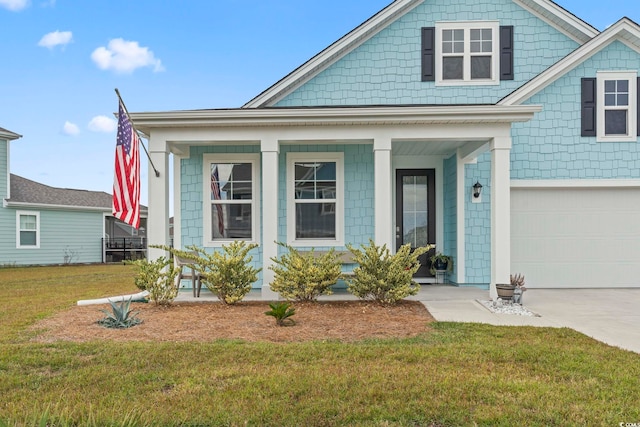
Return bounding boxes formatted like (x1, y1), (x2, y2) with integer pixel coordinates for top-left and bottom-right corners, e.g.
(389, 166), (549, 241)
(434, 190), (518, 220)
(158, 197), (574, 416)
(396, 169), (436, 278)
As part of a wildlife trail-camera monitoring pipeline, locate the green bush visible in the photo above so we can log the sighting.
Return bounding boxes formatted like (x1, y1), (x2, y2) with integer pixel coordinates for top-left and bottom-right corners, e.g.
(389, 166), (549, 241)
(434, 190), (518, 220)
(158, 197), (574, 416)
(269, 243), (342, 301)
(346, 239), (432, 305)
(163, 242), (260, 305)
(127, 257), (179, 305)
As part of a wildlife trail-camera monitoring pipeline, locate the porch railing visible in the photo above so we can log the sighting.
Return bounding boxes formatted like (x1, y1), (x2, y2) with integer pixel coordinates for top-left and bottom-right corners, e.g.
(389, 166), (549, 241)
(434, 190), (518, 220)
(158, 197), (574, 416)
(102, 238), (147, 263)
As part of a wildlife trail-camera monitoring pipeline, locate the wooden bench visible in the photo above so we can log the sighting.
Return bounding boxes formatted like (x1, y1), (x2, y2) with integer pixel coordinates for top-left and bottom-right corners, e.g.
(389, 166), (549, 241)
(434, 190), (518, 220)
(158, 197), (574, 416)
(299, 250), (357, 278)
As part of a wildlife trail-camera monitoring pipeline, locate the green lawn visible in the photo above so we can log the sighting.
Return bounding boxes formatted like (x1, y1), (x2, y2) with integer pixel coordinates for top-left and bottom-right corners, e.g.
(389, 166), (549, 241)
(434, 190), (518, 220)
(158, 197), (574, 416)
(1, 265), (639, 426)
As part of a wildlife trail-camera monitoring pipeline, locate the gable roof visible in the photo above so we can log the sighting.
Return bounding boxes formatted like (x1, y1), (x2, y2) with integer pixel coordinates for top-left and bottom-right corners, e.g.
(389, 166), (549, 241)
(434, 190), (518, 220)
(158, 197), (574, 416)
(500, 17), (640, 105)
(6, 174), (147, 213)
(0, 127), (21, 141)
(243, 0), (600, 109)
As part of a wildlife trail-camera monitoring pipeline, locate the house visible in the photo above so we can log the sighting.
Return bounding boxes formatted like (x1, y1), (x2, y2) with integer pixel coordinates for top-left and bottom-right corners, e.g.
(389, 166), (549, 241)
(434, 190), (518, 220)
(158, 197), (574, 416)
(0, 127), (148, 265)
(132, 0), (640, 299)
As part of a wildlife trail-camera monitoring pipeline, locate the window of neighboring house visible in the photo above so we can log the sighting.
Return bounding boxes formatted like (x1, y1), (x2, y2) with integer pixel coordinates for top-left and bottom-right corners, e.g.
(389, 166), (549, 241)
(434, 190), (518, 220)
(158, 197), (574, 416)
(287, 152), (344, 246)
(202, 154), (260, 247)
(435, 21), (500, 85)
(597, 71), (637, 142)
(17, 211), (40, 248)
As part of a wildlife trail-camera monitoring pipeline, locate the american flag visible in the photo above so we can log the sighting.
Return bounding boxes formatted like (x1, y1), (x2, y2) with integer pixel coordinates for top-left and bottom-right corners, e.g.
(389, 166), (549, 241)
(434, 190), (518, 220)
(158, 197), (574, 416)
(112, 101), (141, 229)
(211, 165), (225, 236)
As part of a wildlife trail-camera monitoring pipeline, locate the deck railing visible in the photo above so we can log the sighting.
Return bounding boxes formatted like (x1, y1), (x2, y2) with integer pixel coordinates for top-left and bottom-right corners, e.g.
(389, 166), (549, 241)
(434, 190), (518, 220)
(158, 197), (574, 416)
(102, 237), (147, 263)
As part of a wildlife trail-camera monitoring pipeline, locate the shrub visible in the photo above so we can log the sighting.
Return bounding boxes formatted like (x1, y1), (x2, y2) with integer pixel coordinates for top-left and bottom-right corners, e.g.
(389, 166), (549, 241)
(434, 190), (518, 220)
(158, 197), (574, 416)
(269, 243), (342, 301)
(346, 239), (432, 305)
(165, 242), (261, 305)
(127, 256), (179, 306)
(97, 298), (142, 329)
(264, 301), (296, 326)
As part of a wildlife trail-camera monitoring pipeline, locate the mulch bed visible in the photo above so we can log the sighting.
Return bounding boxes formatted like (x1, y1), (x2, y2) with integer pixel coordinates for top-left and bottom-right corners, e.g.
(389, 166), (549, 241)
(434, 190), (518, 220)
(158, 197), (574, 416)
(30, 300), (434, 343)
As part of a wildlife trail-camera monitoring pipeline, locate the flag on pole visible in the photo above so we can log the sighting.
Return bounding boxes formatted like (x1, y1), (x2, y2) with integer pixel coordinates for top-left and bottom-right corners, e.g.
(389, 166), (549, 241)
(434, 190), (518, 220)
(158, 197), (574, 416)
(112, 101), (141, 229)
(211, 165), (225, 237)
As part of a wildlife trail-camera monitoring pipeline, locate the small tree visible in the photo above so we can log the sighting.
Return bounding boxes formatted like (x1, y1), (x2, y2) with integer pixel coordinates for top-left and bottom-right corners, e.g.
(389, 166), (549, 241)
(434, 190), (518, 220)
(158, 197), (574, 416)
(346, 239), (432, 305)
(159, 242), (260, 305)
(127, 256), (179, 306)
(269, 243), (342, 301)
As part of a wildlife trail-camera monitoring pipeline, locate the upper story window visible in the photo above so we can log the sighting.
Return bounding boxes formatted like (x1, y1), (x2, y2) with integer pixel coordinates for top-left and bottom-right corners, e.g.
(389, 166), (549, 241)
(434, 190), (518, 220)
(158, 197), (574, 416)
(596, 71), (637, 142)
(202, 154), (260, 247)
(287, 152), (344, 246)
(17, 211), (40, 248)
(422, 23), (513, 84)
(436, 21), (500, 85)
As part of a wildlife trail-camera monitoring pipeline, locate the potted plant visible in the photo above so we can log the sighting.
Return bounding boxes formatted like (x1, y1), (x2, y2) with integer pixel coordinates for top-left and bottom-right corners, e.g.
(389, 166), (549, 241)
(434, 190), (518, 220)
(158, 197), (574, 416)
(429, 252), (453, 275)
(496, 273), (527, 301)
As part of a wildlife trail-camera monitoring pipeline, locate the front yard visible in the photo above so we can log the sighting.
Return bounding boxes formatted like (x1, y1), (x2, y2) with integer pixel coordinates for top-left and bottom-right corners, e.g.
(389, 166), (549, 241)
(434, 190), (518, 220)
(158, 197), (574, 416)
(0, 265), (639, 426)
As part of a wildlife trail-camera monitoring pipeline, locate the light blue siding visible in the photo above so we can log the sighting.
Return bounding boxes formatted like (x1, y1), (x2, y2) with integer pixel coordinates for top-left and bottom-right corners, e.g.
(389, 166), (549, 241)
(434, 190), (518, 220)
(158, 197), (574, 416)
(513, 41), (640, 180)
(442, 154), (457, 283)
(0, 208), (105, 266)
(276, 0), (578, 107)
(464, 152), (491, 286)
(180, 145), (263, 287)
(277, 144), (375, 251)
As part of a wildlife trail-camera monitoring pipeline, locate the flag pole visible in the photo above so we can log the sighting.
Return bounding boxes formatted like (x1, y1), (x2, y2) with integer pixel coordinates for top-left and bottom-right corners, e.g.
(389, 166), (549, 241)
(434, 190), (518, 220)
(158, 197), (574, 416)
(114, 88), (160, 178)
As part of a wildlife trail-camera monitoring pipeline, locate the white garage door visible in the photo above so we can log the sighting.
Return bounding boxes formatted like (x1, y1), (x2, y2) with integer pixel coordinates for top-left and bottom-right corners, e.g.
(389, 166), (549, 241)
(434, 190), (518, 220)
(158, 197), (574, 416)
(511, 187), (640, 288)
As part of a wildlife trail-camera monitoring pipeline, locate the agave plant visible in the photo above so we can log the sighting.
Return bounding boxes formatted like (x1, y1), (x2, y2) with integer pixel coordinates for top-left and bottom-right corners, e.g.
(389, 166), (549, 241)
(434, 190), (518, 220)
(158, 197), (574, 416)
(97, 298), (143, 329)
(264, 301), (296, 326)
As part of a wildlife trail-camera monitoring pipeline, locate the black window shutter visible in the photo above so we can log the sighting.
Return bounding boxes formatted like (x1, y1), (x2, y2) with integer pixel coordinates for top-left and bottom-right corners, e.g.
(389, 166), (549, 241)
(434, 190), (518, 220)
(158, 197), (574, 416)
(637, 77), (640, 137)
(499, 26), (514, 81)
(421, 27), (435, 82)
(581, 78), (597, 137)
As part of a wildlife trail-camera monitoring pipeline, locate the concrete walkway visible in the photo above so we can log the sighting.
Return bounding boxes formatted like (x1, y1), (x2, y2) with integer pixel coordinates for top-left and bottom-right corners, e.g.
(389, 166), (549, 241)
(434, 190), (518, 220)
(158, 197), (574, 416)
(175, 286), (640, 354)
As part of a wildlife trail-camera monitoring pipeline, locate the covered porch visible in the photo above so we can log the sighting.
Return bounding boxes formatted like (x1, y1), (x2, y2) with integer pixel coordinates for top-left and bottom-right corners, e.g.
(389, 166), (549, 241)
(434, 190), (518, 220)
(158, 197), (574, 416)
(132, 104), (540, 300)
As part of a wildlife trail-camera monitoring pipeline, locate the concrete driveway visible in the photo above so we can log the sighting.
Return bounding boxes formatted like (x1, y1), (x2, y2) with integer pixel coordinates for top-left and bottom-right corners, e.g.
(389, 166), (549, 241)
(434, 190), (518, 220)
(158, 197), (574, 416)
(420, 287), (640, 354)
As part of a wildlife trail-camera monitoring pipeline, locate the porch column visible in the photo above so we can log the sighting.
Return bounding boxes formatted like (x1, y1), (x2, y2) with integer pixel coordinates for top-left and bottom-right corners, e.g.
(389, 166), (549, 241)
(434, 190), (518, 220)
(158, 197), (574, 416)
(261, 137), (280, 299)
(374, 137), (393, 249)
(490, 135), (512, 300)
(147, 135), (170, 261)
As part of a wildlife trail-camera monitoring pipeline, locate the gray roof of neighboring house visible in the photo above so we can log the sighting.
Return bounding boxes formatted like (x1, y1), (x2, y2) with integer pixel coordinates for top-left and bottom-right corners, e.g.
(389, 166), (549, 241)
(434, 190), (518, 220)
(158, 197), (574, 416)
(7, 174), (147, 212)
(0, 127), (21, 140)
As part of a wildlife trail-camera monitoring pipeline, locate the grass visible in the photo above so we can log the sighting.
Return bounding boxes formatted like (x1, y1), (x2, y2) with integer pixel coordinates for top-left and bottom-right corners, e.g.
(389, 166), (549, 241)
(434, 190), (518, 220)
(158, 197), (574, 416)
(1, 265), (639, 426)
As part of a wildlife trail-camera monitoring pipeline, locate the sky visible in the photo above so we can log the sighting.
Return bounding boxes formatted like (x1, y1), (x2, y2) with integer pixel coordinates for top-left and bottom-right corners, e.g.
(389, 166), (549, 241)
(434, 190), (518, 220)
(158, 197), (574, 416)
(2, 0), (640, 209)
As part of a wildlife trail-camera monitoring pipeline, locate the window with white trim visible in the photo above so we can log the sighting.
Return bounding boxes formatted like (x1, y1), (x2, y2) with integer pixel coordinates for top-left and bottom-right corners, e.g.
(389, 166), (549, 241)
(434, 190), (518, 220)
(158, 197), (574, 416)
(287, 152), (344, 246)
(17, 211), (40, 248)
(597, 71), (637, 142)
(202, 154), (260, 247)
(435, 21), (500, 85)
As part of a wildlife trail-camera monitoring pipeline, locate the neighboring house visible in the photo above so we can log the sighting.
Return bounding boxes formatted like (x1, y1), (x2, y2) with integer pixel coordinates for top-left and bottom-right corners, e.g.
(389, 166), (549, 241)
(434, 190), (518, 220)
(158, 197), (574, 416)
(0, 127), (148, 265)
(133, 0), (640, 298)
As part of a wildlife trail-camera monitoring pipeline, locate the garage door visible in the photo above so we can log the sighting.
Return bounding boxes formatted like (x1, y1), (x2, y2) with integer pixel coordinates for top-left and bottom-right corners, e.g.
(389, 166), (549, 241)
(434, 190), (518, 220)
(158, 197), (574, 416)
(511, 187), (640, 288)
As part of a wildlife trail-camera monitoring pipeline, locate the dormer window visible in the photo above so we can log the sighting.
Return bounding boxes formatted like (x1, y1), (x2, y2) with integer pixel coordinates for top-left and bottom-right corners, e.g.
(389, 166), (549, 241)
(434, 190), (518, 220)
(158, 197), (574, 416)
(422, 22), (513, 84)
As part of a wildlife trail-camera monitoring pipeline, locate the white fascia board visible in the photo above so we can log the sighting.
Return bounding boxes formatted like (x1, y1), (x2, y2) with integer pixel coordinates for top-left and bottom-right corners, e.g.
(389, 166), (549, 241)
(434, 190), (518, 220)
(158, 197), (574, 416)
(0, 130), (21, 141)
(243, 0), (423, 108)
(513, 0), (599, 44)
(511, 179), (640, 188)
(131, 105), (542, 132)
(500, 19), (640, 106)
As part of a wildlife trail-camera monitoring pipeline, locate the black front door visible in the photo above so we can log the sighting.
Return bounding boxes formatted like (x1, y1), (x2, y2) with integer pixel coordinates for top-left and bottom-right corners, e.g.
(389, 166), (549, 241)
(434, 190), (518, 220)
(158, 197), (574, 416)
(396, 169), (436, 278)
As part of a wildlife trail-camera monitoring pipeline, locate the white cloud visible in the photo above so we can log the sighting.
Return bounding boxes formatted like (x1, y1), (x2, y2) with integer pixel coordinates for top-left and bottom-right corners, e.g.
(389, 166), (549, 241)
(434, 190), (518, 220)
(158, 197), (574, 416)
(62, 121), (80, 136)
(38, 30), (73, 49)
(0, 0), (29, 11)
(88, 115), (117, 133)
(91, 38), (164, 74)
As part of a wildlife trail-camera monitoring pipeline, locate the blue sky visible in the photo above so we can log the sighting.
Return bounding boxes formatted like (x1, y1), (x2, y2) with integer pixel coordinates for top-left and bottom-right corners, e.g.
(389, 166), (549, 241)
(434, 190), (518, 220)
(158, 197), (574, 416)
(2, 0), (639, 207)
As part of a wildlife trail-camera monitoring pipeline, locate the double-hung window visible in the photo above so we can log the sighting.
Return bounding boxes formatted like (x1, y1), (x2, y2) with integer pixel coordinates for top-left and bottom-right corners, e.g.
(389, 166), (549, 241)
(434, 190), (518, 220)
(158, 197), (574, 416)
(597, 71), (637, 142)
(17, 211), (40, 248)
(435, 21), (500, 85)
(287, 152), (344, 246)
(202, 154), (260, 246)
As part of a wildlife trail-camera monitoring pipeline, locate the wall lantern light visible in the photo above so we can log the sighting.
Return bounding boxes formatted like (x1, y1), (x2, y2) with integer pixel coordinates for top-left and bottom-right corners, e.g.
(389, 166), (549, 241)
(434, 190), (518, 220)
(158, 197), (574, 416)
(472, 181), (483, 203)
(473, 181), (483, 198)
